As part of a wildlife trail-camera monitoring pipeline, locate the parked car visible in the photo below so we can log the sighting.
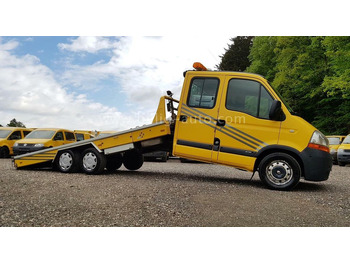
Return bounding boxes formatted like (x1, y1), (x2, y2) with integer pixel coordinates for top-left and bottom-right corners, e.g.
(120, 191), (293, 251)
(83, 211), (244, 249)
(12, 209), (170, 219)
(144, 151), (169, 162)
(326, 135), (346, 164)
(13, 128), (76, 155)
(0, 127), (34, 158)
(337, 134), (350, 166)
(74, 130), (95, 141)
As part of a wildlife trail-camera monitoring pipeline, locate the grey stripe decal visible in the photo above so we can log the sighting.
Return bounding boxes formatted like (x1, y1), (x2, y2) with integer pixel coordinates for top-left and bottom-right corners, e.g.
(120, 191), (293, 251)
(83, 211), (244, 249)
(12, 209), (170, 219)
(181, 108), (218, 129)
(183, 104), (267, 146)
(182, 106), (262, 150)
(181, 108), (258, 150)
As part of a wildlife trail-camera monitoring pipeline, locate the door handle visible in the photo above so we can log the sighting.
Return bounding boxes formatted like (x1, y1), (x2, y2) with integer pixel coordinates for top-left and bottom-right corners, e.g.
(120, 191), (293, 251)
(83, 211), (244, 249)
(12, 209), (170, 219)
(217, 119), (226, 127)
(180, 115), (187, 122)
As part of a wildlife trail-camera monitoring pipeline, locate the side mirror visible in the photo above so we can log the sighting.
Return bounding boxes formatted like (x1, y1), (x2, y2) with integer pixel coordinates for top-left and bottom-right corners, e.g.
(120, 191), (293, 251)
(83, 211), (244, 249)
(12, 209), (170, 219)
(269, 100), (285, 121)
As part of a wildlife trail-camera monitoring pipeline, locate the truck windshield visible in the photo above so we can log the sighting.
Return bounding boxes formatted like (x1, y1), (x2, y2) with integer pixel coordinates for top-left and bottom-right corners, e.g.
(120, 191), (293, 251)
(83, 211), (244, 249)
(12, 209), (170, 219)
(328, 137), (341, 145)
(25, 130), (56, 139)
(0, 130), (12, 138)
(342, 135), (350, 144)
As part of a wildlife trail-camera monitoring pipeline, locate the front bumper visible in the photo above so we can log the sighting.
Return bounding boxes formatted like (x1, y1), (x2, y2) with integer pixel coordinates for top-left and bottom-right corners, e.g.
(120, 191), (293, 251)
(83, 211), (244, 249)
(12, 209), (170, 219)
(300, 147), (332, 181)
(337, 152), (350, 164)
(13, 145), (46, 155)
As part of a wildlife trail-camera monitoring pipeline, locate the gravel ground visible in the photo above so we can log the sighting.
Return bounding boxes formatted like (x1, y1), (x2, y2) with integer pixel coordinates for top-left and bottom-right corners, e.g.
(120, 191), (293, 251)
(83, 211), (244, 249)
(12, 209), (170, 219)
(0, 158), (349, 227)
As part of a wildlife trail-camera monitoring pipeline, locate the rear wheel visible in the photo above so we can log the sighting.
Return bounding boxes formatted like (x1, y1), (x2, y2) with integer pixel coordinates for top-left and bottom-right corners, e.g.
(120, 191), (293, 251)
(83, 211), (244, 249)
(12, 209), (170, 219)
(258, 153), (301, 190)
(56, 150), (81, 173)
(81, 148), (106, 174)
(0, 147), (10, 158)
(338, 162), (346, 166)
(123, 150), (144, 171)
(106, 153), (123, 172)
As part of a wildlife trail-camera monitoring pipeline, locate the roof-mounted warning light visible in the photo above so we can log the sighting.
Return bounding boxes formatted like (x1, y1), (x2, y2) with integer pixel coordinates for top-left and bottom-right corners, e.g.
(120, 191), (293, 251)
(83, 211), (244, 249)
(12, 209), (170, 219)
(193, 62), (207, 71)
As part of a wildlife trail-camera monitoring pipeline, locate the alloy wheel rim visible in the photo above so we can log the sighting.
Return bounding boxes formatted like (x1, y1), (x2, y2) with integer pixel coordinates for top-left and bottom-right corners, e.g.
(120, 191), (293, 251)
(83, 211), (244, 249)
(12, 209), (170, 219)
(59, 152), (73, 171)
(83, 152), (97, 171)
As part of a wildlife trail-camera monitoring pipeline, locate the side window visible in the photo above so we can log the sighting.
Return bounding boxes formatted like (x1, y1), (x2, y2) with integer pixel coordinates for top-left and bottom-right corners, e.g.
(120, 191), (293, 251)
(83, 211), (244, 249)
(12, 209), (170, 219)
(187, 78), (219, 109)
(226, 79), (274, 119)
(65, 132), (76, 141)
(54, 132), (64, 141)
(8, 131), (22, 140)
(259, 86), (274, 119)
(75, 133), (84, 141)
(23, 131), (31, 137)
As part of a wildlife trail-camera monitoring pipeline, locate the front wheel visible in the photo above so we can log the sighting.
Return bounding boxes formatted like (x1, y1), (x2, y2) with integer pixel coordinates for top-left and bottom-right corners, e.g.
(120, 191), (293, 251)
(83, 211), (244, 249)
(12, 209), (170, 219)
(81, 148), (106, 174)
(258, 153), (301, 190)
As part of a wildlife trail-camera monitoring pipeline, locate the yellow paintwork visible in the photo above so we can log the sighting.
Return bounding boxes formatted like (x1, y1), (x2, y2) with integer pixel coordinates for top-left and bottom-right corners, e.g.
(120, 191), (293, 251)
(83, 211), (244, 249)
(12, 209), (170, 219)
(173, 70), (317, 171)
(337, 135), (350, 152)
(14, 116), (171, 168)
(0, 127), (34, 155)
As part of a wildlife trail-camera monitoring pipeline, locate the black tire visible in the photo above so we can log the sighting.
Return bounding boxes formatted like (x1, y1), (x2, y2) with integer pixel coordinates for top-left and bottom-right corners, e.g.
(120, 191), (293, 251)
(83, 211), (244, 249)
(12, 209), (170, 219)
(123, 150), (144, 171)
(55, 150), (81, 173)
(106, 153), (123, 172)
(81, 148), (106, 174)
(258, 153), (301, 190)
(0, 147), (10, 158)
(338, 162), (346, 167)
(161, 156), (167, 162)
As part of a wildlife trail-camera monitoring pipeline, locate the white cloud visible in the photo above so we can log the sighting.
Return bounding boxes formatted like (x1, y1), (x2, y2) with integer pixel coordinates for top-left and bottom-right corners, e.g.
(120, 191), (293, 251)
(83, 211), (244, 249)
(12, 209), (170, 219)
(0, 36), (231, 131)
(0, 38), (19, 51)
(60, 36), (230, 109)
(58, 36), (118, 53)
(0, 40), (151, 131)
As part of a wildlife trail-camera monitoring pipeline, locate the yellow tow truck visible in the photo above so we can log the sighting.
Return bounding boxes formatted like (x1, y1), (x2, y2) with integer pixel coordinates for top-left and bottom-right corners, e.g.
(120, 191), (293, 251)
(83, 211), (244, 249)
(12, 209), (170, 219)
(13, 63), (332, 190)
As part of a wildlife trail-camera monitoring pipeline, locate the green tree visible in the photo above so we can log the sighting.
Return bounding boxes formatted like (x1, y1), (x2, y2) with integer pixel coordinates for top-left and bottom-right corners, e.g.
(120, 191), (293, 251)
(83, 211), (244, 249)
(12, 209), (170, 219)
(247, 36), (278, 81)
(242, 36), (350, 134)
(7, 118), (26, 128)
(217, 36), (254, 71)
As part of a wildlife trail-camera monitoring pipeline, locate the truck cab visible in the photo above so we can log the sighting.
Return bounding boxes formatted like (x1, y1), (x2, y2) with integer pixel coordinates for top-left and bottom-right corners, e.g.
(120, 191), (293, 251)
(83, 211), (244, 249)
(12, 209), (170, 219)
(173, 64), (332, 190)
(13, 128), (76, 155)
(0, 127), (34, 158)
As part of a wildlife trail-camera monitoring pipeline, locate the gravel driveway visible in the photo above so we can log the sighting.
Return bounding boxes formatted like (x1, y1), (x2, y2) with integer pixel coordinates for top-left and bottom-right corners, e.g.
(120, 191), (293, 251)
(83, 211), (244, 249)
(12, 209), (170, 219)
(0, 158), (349, 226)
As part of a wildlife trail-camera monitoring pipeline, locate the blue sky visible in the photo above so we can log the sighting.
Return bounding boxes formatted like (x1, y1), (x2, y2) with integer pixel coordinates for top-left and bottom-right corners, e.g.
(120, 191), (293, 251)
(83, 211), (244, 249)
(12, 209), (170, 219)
(0, 36), (230, 131)
(2, 36), (128, 110)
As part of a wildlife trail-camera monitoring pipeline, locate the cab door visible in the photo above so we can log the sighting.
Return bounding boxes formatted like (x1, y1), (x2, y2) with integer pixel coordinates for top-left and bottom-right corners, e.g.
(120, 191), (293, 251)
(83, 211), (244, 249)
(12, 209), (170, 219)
(213, 76), (281, 171)
(173, 74), (223, 162)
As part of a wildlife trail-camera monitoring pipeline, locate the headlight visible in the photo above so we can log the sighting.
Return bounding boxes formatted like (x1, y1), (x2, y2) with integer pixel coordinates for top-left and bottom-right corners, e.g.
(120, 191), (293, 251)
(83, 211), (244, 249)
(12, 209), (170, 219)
(34, 144), (44, 147)
(308, 131), (330, 153)
(338, 148), (344, 153)
(14, 143), (18, 147)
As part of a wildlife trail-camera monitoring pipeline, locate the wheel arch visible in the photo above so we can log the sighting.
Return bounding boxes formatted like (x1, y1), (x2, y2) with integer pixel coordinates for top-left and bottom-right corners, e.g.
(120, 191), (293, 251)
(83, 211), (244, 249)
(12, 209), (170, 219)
(254, 145), (304, 177)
